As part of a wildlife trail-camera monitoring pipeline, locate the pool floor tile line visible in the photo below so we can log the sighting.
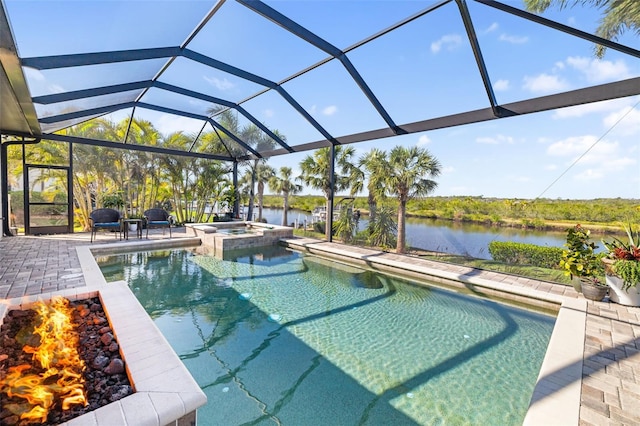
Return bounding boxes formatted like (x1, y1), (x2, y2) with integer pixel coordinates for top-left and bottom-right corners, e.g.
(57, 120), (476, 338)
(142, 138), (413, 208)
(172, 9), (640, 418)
(2, 231), (640, 425)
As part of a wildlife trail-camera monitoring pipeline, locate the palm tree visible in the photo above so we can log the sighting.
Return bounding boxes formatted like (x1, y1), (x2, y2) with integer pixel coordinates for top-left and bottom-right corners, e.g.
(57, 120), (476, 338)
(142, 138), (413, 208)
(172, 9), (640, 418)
(299, 146), (359, 240)
(255, 163), (276, 222)
(378, 146), (441, 254)
(66, 119), (121, 229)
(333, 204), (357, 244)
(524, 0), (640, 57)
(240, 126), (278, 222)
(268, 167), (302, 226)
(237, 169), (254, 219)
(367, 204), (397, 250)
(358, 148), (387, 224)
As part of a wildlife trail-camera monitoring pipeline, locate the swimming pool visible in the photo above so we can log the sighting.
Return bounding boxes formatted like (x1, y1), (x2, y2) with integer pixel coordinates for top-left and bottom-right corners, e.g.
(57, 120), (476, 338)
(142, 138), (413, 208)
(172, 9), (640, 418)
(217, 227), (257, 235)
(97, 246), (555, 425)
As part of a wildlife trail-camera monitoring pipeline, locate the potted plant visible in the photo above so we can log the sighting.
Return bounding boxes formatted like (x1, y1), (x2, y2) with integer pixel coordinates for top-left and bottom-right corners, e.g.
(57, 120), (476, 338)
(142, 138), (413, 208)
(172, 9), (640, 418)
(559, 224), (607, 301)
(102, 193), (125, 210)
(127, 214), (144, 231)
(601, 223), (640, 306)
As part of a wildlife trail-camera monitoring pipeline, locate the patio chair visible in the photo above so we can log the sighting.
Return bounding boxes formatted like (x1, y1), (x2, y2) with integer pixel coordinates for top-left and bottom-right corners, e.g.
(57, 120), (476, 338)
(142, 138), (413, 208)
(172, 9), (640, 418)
(144, 208), (172, 238)
(89, 208), (123, 243)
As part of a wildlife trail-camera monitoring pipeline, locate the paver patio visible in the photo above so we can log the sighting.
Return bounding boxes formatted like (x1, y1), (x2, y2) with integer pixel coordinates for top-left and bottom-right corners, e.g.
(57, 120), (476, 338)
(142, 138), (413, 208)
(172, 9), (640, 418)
(1, 230), (639, 425)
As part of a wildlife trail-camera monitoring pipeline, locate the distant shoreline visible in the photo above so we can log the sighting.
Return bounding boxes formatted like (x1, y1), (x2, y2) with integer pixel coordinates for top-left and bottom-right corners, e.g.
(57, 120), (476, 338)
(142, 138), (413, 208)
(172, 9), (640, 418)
(259, 195), (638, 236)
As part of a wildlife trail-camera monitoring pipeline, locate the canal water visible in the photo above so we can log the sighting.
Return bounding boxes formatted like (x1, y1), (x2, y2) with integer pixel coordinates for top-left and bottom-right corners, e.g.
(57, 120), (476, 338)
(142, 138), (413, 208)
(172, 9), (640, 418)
(256, 208), (570, 260)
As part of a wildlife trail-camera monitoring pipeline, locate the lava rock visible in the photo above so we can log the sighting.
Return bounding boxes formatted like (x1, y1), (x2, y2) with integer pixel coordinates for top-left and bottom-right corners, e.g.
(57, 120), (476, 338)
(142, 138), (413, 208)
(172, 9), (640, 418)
(100, 332), (114, 346)
(104, 358), (125, 375)
(105, 385), (133, 402)
(0, 297), (134, 425)
(91, 354), (110, 369)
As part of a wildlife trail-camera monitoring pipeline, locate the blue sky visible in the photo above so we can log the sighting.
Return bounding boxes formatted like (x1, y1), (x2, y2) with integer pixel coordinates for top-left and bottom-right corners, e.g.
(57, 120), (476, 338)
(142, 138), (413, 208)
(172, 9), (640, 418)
(6, 0), (640, 200)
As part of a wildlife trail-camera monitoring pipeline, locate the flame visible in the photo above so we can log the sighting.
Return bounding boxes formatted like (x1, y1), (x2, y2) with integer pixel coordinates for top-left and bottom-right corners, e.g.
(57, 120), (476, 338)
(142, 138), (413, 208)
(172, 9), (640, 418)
(0, 296), (87, 423)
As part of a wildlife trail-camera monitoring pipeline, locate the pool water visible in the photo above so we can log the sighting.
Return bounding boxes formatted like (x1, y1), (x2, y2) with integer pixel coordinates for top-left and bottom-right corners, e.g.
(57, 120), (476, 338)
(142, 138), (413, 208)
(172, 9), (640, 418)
(218, 227), (255, 235)
(97, 246), (555, 426)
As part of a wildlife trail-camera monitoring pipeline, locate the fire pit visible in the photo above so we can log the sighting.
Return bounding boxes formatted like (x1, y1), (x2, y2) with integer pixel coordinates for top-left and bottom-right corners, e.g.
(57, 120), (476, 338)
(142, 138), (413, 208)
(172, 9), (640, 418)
(0, 282), (206, 425)
(1, 295), (132, 424)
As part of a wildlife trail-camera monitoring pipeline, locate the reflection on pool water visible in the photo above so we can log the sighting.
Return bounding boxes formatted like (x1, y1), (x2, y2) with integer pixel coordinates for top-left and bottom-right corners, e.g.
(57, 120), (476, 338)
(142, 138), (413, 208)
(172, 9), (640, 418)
(97, 246), (555, 426)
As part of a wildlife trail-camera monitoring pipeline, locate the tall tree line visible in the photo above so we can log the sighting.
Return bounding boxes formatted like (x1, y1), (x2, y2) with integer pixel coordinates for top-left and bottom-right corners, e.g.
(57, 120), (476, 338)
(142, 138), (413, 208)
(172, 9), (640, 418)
(8, 116), (444, 255)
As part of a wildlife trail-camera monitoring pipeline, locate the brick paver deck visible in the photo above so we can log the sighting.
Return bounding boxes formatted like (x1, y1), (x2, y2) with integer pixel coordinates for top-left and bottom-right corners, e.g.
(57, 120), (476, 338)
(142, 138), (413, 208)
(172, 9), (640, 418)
(1, 231), (639, 425)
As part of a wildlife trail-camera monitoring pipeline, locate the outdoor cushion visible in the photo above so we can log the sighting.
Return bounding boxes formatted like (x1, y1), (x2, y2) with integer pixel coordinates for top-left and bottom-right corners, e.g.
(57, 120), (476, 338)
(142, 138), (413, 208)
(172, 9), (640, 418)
(95, 222), (121, 227)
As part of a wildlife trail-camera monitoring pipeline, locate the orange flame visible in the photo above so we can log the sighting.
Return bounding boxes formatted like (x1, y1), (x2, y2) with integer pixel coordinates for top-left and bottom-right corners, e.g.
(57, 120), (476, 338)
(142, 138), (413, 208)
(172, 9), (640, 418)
(0, 296), (87, 423)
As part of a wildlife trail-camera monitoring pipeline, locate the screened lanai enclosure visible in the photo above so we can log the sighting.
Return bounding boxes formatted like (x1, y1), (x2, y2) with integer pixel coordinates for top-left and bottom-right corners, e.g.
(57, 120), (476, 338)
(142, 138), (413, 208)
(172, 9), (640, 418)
(1, 0), (639, 236)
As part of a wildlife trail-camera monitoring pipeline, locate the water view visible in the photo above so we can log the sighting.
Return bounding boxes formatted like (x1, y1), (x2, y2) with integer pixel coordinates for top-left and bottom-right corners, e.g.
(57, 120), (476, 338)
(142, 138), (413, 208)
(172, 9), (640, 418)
(258, 207), (568, 260)
(98, 247), (555, 425)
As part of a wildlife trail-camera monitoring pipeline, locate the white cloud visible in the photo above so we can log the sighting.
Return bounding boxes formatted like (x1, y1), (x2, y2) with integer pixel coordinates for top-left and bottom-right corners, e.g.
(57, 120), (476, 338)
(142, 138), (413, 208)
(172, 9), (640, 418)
(493, 79), (509, 91)
(431, 34), (462, 53)
(417, 135), (431, 146)
(603, 106), (640, 136)
(204, 76), (235, 91)
(573, 168), (604, 181)
(23, 68), (65, 94)
(482, 22), (499, 34)
(155, 115), (204, 135)
(547, 135), (605, 160)
(263, 109), (275, 118)
(565, 56), (631, 83)
(322, 105), (337, 116)
(49, 84), (65, 94)
(552, 98), (631, 119)
(442, 166), (455, 174)
(24, 67), (45, 81)
(498, 33), (529, 44)
(545, 164), (558, 171)
(476, 134), (514, 144)
(523, 73), (569, 93)
(546, 135), (636, 174)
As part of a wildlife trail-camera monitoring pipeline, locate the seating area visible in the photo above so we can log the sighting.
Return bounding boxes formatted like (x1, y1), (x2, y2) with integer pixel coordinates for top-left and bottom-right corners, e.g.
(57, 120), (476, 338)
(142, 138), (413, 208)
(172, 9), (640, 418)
(89, 208), (122, 243)
(143, 208), (172, 239)
(89, 208), (173, 242)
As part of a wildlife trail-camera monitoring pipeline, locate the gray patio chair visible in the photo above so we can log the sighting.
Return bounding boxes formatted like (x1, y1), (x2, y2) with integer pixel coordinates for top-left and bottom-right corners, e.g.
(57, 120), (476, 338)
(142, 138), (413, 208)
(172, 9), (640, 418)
(89, 208), (123, 242)
(144, 208), (172, 238)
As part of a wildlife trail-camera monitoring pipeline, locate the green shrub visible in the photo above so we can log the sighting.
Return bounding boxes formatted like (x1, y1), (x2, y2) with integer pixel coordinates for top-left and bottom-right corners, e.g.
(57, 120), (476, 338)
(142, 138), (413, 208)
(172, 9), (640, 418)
(313, 221), (326, 234)
(488, 241), (564, 269)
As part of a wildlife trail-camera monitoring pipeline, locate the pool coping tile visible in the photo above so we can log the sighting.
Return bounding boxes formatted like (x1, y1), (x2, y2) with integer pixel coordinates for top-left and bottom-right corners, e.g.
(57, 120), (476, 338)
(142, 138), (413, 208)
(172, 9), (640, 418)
(3, 232), (640, 426)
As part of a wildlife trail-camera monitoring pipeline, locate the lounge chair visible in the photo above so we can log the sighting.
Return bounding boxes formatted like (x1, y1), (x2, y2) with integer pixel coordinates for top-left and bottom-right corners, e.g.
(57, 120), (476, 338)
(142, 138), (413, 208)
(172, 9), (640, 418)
(144, 208), (172, 238)
(89, 208), (123, 242)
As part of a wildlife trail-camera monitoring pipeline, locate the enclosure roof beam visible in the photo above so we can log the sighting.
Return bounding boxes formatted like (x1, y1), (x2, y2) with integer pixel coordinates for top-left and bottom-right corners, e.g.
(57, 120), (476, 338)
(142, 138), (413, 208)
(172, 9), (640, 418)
(253, 76), (640, 160)
(456, 0), (500, 117)
(475, 0), (640, 58)
(24, 47), (333, 149)
(31, 80), (292, 152)
(39, 101), (260, 158)
(239, 0), (403, 134)
(4, 131), (232, 161)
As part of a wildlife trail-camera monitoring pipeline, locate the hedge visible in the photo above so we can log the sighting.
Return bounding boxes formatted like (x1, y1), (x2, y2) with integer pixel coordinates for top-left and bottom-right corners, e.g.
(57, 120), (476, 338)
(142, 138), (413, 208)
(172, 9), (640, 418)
(488, 241), (564, 269)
